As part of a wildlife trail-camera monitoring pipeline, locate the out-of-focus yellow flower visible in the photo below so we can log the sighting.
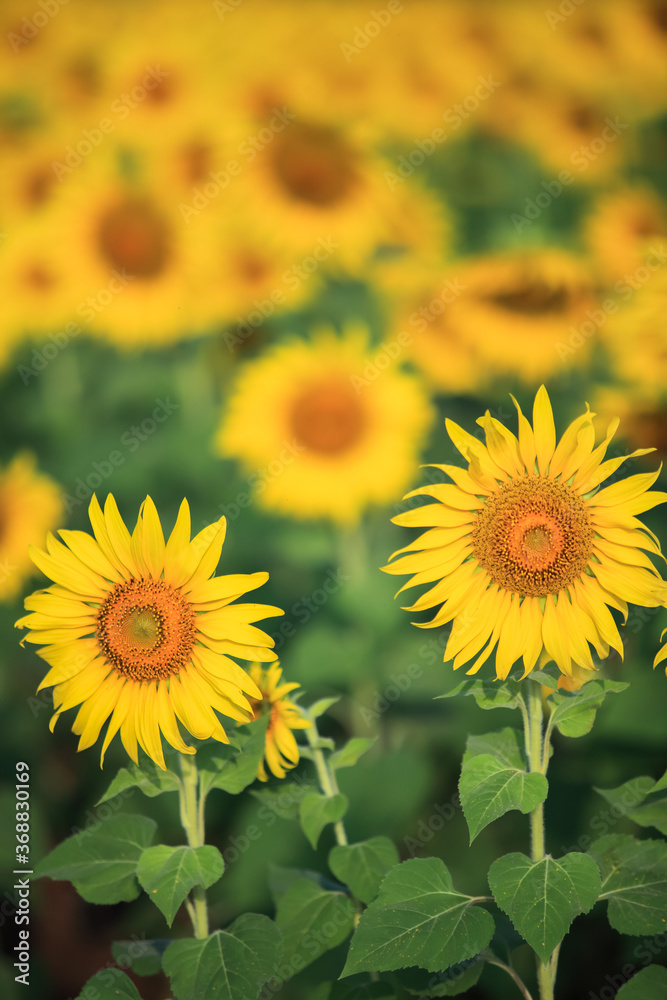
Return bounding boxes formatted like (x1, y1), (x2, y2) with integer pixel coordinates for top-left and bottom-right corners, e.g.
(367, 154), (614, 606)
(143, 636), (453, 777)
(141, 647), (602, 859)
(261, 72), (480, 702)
(16, 495), (283, 768)
(394, 250), (599, 389)
(0, 455), (62, 602)
(243, 663), (310, 781)
(385, 386), (667, 688)
(584, 187), (667, 283)
(216, 326), (434, 525)
(600, 270), (667, 402)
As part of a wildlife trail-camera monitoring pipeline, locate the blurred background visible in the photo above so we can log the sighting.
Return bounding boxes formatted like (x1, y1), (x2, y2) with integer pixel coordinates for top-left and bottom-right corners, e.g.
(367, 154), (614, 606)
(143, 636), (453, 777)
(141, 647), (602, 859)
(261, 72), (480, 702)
(0, 0), (666, 996)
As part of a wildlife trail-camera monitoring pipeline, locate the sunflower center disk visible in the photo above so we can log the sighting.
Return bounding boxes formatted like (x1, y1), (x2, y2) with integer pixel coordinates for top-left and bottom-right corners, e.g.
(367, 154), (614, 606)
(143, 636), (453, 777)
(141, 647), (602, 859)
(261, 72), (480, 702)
(270, 122), (357, 206)
(96, 577), (196, 681)
(97, 198), (171, 278)
(471, 477), (594, 598)
(290, 378), (366, 455)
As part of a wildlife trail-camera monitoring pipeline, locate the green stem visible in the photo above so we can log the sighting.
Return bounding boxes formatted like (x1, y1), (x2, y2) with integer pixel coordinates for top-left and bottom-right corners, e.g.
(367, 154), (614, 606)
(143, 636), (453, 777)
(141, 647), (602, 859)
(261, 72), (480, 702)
(179, 754), (209, 939)
(526, 684), (554, 1000)
(305, 718), (347, 846)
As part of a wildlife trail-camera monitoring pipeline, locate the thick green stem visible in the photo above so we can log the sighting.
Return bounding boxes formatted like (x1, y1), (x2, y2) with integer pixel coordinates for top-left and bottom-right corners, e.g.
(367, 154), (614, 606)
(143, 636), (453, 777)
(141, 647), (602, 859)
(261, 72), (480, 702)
(179, 754), (209, 939)
(305, 718), (347, 846)
(526, 684), (554, 1000)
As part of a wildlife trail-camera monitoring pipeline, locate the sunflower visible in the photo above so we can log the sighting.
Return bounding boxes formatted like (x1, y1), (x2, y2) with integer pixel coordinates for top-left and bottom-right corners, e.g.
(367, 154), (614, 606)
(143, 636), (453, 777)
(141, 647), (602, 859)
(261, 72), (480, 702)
(384, 387), (667, 687)
(243, 663), (310, 781)
(0, 454), (62, 602)
(584, 187), (667, 283)
(16, 495), (283, 769)
(600, 270), (667, 403)
(397, 250), (599, 387)
(216, 327), (434, 525)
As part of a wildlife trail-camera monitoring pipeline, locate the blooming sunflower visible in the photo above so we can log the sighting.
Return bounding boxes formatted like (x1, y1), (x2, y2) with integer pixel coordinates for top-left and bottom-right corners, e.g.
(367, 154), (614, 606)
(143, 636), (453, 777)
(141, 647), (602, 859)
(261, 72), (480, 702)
(385, 387), (667, 687)
(216, 327), (434, 525)
(0, 454), (62, 602)
(584, 187), (667, 283)
(16, 495), (283, 768)
(243, 663), (310, 781)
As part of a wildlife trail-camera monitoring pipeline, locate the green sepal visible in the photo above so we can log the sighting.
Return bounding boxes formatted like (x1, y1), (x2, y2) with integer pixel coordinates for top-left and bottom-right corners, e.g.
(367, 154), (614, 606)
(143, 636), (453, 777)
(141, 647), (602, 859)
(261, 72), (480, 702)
(437, 679), (523, 711)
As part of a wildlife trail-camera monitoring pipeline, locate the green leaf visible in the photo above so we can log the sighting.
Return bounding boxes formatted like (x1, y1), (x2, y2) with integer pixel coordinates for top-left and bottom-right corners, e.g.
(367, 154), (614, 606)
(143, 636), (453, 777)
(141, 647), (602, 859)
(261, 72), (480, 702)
(197, 715), (269, 796)
(329, 980), (398, 1000)
(488, 851), (601, 963)
(137, 844), (224, 925)
(615, 965), (667, 999)
(341, 857), (494, 977)
(275, 878), (355, 978)
(111, 939), (170, 977)
(459, 728), (548, 842)
(299, 792), (348, 850)
(308, 696), (342, 720)
(97, 760), (180, 804)
(268, 864), (337, 903)
(526, 670), (559, 690)
(329, 837), (400, 904)
(590, 834), (667, 935)
(437, 679), (523, 712)
(34, 814), (156, 905)
(330, 737), (377, 771)
(250, 780), (314, 819)
(162, 914), (282, 1000)
(394, 961), (483, 996)
(652, 769), (667, 794)
(75, 969), (142, 999)
(547, 680), (629, 738)
(594, 776), (667, 835)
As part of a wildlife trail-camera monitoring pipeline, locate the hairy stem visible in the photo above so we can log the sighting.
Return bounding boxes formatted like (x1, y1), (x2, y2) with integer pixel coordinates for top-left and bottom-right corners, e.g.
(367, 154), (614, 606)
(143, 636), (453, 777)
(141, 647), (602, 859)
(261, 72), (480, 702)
(305, 716), (347, 846)
(526, 683), (555, 1000)
(179, 754), (209, 939)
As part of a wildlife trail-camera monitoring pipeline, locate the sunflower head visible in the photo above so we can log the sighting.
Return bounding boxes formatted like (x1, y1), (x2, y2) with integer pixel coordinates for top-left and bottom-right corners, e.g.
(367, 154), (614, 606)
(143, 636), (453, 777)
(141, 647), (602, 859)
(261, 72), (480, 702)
(16, 495), (284, 769)
(385, 386), (667, 687)
(243, 662), (310, 781)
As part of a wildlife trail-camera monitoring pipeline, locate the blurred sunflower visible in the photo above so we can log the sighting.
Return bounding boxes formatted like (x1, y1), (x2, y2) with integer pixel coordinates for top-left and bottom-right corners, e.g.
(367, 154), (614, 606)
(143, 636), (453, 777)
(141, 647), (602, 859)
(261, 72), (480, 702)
(16, 496), (283, 768)
(47, 149), (211, 345)
(0, 455), (62, 602)
(584, 187), (667, 282)
(243, 663), (310, 781)
(216, 327), (434, 525)
(605, 0), (667, 114)
(233, 115), (392, 269)
(600, 270), (667, 401)
(399, 250), (599, 387)
(385, 386), (667, 688)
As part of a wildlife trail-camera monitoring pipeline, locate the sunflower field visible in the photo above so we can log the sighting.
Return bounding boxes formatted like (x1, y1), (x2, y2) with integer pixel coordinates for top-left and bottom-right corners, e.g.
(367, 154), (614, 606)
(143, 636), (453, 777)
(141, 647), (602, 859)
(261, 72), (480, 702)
(1, 2), (667, 999)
